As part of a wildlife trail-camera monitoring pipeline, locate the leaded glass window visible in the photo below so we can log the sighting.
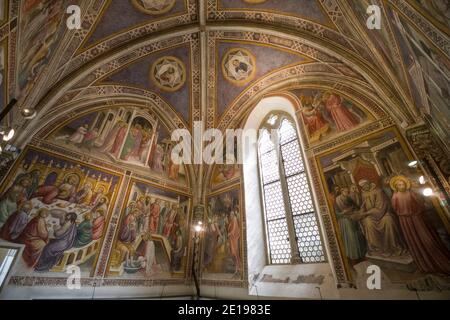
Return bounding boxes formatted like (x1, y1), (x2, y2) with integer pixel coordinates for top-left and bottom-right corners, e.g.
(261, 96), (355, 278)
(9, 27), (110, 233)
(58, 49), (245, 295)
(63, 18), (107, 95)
(258, 113), (325, 265)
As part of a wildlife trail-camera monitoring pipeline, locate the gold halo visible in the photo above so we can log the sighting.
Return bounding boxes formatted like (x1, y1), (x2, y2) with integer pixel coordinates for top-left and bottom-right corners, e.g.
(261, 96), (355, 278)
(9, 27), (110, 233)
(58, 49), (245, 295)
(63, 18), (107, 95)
(150, 56), (186, 92)
(221, 48), (256, 86)
(131, 0), (176, 15)
(64, 173), (80, 184)
(389, 175), (411, 191)
(244, 0), (267, 3)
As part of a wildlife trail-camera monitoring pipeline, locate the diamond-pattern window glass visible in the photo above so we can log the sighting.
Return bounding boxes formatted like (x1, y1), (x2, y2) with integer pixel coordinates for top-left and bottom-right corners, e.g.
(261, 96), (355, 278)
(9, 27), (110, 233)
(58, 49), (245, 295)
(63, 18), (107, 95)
(267, 218), (291, 264)
(293, 213), (325, 263)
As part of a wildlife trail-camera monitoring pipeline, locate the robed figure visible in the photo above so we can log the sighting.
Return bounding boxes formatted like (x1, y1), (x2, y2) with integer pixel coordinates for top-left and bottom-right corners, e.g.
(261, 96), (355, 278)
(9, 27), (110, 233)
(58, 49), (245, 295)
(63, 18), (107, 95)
(324, 92), (360, 132)
(227, 210), (241, 275)
(390, 176), (450, 275)
(18, 209), (50, 267)
(35, 213), (78, 271)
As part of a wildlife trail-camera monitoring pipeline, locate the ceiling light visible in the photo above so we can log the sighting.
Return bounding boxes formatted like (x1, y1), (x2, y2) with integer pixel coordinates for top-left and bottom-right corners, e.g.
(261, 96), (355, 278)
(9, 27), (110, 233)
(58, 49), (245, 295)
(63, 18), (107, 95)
(419, 176), (426, 185)
(408, 161), (418, 168)
(0, 127), (15, 141)
(194, 222), (203, 233)
(423, 188), (433, 197)
(21, 107), (37, 119)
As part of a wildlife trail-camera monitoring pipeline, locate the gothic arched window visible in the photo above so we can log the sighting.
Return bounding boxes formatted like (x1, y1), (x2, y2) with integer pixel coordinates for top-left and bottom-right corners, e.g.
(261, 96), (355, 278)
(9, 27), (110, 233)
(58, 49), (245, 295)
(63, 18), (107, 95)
(258, 113), (325, 265)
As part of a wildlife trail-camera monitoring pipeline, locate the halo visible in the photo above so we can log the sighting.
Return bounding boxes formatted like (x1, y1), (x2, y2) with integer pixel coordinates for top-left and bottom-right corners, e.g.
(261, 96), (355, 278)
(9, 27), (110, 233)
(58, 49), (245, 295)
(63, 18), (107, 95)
(389, 175), (411, 191)
(131, 0), (176, 15)
(244, 0), (267, 3)
(221, 48), (256, 86)
(150, 56), (186, 92)
(64, 173), (80, 185)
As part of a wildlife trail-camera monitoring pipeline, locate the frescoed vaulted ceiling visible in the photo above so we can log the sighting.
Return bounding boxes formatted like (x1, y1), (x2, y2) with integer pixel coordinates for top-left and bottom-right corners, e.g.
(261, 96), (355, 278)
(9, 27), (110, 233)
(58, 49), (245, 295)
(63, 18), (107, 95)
(3, 0), (449, 179)
(0, 0), (449, 298)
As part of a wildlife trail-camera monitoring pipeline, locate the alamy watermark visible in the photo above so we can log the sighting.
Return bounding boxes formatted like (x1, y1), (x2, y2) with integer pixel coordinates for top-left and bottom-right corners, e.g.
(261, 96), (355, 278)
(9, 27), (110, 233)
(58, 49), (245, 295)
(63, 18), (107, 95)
(66, 265), (81, 290)
(367, 265), (381, 290)
(170, 121), (283, 165)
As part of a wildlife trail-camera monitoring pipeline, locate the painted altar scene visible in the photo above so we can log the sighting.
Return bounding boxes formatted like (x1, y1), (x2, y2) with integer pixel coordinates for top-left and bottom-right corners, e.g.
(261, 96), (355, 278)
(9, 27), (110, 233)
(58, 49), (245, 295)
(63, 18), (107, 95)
(107, 181), (190, 279)
(203, 188), (242, 280)
(318, 129), (450, 285)
(290, 89), (370, 144)
(47, 106), (187, 185)
(0, 148), (121, 276)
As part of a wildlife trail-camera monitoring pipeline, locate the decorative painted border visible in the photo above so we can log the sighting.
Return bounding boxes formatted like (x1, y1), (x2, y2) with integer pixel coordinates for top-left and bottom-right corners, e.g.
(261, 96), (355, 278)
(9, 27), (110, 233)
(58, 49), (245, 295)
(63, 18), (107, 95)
(389, 0), (450, 56)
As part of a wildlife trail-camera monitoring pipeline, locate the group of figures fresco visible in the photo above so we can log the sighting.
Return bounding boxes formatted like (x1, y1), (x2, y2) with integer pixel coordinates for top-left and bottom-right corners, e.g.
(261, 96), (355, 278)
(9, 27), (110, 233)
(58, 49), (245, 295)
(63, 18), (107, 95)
(49, 107), (185, 184)
(203, 189), (242, 279)
(108, 181), (190, 278)
(293, 90), (368, 143)
(0, 147), (192, 280)
(0, 149), (120, 275)
(319, 129), (450, 280)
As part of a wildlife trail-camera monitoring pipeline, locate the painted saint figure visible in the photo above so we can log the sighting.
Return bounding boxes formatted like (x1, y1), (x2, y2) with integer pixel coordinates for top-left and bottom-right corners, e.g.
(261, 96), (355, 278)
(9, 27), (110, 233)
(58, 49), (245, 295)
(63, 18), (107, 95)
(74, 212), (93, 248)
(334, 187), (367, 261)
(0, 201), (33, 242)
(109, 122), (129, 157)
(0, 176), (32, 228)
(390, 176), (450, 274)
(91, 209), (106, 240)
(68, 124), (88, 145)
(151, 144), (164, 173)
(33, 175), (78, 205)
(35, 212), (78, 272)
(170, 229), (184, 272)
(163, 204), (178, 237)
(300, 95), (330, 142)
(323, 92), (360, 132)
(228, 208), (241, 275)
(18, 208), (50, 268)
(121, 124), (143, 161)
(357, 180), (406, 257)
(149, 199), (161, 233)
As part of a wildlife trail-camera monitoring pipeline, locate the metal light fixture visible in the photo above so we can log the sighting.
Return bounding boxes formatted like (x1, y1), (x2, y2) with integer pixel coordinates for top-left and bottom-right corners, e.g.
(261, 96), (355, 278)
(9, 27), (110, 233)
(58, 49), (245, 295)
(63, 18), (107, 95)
(0, 127), (15, 142)
(21, 107), (37, 120)
(192, 220), (204, 299)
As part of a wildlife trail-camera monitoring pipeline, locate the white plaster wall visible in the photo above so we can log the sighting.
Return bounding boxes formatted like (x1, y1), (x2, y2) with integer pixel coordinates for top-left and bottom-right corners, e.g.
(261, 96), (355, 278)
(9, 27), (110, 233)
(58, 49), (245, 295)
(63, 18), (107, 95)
(199, 283), (450, 300)
(0, 284), (194, 300)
